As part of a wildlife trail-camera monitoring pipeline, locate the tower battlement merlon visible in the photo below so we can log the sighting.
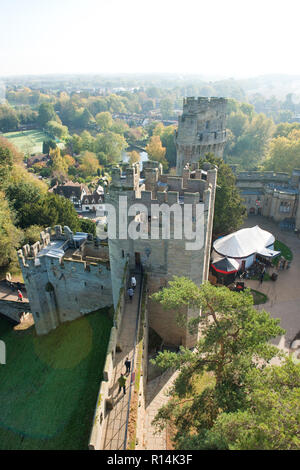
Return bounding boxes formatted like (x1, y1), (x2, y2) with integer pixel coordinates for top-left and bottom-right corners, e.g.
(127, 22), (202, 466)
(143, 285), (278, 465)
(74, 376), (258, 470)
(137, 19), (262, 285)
(182, 96), (227, 114)
(110, 163), (141, 190)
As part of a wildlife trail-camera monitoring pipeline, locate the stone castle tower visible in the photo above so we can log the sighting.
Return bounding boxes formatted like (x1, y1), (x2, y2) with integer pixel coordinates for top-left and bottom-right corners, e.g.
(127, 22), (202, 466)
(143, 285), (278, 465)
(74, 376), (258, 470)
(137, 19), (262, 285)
(175, 97), (227, 175)
(17, 226), (113, 335)
(106, 160), (217, 348)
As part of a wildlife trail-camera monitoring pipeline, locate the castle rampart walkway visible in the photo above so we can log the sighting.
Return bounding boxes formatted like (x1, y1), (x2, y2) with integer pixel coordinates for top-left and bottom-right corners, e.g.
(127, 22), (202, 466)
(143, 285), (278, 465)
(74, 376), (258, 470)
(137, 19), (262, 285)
(102, 273), (141, 450)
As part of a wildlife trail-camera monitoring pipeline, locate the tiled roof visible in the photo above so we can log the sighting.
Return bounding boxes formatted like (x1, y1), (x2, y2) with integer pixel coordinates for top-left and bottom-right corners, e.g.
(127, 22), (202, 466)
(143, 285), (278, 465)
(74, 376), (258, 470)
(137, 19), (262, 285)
(82, 193), (103, 205)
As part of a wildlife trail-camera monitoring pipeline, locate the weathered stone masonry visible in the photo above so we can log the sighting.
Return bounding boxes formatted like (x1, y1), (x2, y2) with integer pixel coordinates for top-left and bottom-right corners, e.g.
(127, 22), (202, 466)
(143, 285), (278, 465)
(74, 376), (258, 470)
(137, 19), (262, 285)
(18, 226), (113, 335)
(106, 159), (217, 348)
(175, 97), (227, 175)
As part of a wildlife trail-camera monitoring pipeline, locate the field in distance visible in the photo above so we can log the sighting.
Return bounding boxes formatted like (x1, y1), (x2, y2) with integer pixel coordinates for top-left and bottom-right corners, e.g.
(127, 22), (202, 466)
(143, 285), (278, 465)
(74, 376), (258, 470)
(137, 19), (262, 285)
(3, 129), (64, 155)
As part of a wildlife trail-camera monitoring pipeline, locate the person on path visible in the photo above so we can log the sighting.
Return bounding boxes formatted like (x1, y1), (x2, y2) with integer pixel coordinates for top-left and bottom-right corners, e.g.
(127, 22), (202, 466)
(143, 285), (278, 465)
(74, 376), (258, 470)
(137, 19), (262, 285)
(125, 357), (131, 375)
(17, 290), (23, 302)
(118, 373), (126, 395)
(127, 287), (134, 302)
(131, 276), (136, 290)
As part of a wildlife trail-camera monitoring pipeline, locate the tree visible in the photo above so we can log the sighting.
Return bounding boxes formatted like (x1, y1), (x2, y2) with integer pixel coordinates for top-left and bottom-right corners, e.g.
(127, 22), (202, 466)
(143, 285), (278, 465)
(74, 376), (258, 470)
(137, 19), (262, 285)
(76, 108), (95, 129)
(233, 114), (274, 168)
(160, 98), (174, 119)
(79, 151), (99, 177)
(0, 105), (19, 132)
(225, 102), (275, 170)
(15, 193), (80, 231)
(38, 103), (57, 128)
(23, 225), (44, 245)
(79, 218), (96, 236)
(0, 142), (13, 186)
(45, 120), (69, 140)
(43, 139), (57, 155)
(50, 147), (68, 181)
(151, 277), (285, 449)
(199, 359), (300, 450)
(0, 192), (22, 270)
(273, 122), (300, 138)
(263, 130), (300, 174)
(199, 154), (246, 235)
(160, 125), (177, 168)
(80, 130), (95, 152)
(128, 150), (140, 165)
(226, 111), (248, 139)
(64, 154), (76, 169)
(94, 131), (127, 164)
(145, 135), (168, 170)
(95, 111), (113, 131)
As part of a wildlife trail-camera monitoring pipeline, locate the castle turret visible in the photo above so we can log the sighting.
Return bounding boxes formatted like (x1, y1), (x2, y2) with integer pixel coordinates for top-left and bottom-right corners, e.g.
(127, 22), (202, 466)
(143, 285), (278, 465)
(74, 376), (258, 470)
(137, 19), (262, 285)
(175, 97), (227, 175)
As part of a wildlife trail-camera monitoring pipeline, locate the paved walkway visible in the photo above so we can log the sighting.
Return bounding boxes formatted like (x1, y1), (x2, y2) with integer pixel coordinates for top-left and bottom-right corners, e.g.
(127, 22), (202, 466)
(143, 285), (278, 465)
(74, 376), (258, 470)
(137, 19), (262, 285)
(0, 283), (28, 303)
(243, 216), (300, 351)
(141, 369), (178, 450)
(103, 274), (141, 450)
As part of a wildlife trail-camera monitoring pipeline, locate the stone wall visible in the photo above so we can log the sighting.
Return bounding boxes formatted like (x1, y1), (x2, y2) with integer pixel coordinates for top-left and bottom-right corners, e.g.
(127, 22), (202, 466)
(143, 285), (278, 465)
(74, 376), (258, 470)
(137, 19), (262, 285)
(0, 300), (30, 323)
(18, 228), (114, 336)
(106, 161), (216, 348)
(88, 263), (129, 450)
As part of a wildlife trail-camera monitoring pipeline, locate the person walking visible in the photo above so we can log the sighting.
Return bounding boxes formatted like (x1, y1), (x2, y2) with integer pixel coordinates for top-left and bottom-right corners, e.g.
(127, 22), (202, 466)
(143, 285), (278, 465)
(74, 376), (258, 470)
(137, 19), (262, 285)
(125, 357), (131, 375)
(127, 287), (134, 302)
(131, 276), (136, 290)
(17, 290), (23, 302)
(118, 373), (126, 395)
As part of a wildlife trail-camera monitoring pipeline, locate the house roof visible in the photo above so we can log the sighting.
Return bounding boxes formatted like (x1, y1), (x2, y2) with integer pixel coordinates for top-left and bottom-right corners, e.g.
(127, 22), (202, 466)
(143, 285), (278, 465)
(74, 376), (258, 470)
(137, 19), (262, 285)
(53, 181), (89, 199)
(213, 225), (275, 259)
(82, 193), (103, 205)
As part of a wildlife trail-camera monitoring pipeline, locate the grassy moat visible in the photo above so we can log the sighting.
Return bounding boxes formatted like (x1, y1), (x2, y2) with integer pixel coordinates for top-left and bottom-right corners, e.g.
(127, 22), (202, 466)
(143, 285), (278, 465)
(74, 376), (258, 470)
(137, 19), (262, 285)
(0, 308), (112, 450)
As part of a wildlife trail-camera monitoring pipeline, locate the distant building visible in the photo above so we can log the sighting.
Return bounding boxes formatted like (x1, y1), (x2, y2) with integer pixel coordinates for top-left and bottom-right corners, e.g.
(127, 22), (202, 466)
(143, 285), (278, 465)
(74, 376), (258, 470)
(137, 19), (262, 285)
(52, 181), (89, 210)
(81, 193), (105, 215)
(236, 169), (300, 231)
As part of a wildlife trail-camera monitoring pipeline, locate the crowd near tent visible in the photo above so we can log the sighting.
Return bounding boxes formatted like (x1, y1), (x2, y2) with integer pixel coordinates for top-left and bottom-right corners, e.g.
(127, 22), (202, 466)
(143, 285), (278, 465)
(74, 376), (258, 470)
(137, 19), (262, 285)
(212, 225), (280, 271)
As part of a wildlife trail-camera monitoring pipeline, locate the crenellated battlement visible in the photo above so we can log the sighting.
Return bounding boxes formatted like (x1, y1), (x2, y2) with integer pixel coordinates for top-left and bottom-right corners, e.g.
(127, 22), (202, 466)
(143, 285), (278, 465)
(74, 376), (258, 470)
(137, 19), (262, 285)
(182, 96), (227, 113)
(111, 162), (140, 190)
(17, 225), (113, 335)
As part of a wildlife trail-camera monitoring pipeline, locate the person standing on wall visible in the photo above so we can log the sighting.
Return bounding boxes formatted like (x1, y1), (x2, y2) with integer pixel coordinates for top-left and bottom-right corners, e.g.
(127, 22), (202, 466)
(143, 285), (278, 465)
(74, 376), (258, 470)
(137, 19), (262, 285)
(131, 276), (136, 290)
(125, 357), (131, 375)
(127, 287), (134, 302)
(118, 373), (126, 396)
(17, 290), (23, 302)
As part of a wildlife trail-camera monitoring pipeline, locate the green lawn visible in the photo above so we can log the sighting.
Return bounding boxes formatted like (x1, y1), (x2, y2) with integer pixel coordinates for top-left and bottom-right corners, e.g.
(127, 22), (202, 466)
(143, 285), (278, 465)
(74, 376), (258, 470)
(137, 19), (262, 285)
(250, 289), (268, 305)
(0, 308), (112, 450)
(272, 240), (293, 267)
(3, 130), (64, 155)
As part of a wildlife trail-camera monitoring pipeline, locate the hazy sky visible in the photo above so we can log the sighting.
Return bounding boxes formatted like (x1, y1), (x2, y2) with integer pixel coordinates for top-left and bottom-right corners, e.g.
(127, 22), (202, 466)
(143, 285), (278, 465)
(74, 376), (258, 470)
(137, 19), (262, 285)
(1, 0), (300, 77)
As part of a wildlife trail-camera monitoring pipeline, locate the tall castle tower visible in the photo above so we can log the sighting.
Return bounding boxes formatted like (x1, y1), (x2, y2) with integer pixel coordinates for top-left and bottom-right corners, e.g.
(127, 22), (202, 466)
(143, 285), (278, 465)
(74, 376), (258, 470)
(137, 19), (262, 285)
(106, 160), (217, 348)
(175, 97), (227, 175)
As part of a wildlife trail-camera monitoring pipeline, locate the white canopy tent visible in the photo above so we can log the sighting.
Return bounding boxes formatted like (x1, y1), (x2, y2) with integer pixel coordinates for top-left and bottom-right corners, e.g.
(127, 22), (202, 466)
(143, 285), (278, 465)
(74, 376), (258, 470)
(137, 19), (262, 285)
(212, 225), (280, 269)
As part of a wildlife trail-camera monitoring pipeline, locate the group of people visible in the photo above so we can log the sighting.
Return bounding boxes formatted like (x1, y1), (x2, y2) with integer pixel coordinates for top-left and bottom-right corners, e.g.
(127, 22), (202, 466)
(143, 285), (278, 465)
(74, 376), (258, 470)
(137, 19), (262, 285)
(117, 357), (131, 396)
(127, 276), (136, 302)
